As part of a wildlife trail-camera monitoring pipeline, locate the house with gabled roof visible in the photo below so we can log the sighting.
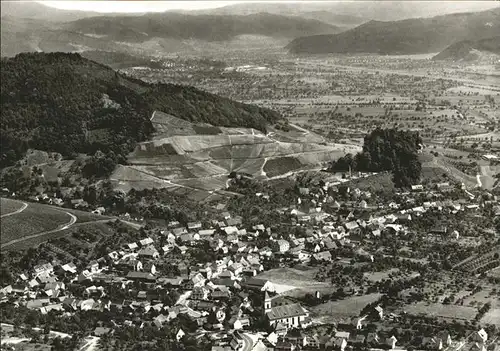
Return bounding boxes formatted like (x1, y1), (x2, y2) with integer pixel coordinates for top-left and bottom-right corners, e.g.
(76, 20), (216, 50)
(138, 246), (159, 260)
(243, 278), (275, 292)
(139, 238), (154, 247)
(474, 329), (488, 343)
(344, 221), (360, 232)
(226, 217), (242, 226)
(470, 342), (486, 351)
(61, 262), (77, 274)
(126, 271), (156, 282)
(176, 245), (188, 255)
(188, 222), (202, 230)
(313, 251), (332, 262)
(153, 314), (168, 328)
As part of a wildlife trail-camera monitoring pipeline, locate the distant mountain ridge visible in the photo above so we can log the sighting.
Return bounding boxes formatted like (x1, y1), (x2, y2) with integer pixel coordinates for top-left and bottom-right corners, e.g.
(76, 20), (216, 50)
(286, 7), (500, 55)
(1, 9), (341, 57)
(433, 36), (500, 61)
(65, 12), (341, 42)
(191, 1), (500, 22)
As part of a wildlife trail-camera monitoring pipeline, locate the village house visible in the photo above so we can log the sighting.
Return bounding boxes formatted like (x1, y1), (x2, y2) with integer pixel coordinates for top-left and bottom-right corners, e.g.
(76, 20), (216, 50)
(276, 240), (290, 253)
(313, 251), (332, 262)
(138, 246), (160, 260)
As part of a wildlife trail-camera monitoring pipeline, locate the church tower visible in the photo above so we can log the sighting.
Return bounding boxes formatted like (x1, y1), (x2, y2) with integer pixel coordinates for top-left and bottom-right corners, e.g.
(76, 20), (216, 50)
(264, 291), (272, 315)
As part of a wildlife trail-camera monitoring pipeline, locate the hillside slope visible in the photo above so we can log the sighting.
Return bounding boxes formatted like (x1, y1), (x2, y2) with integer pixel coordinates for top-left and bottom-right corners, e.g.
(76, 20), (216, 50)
(111, 112), (360, 200)
(287, 7), (500, 55)
(65, 12), (341, 42)
(0, 52), (280, 167)
(432, 36), (500, 61)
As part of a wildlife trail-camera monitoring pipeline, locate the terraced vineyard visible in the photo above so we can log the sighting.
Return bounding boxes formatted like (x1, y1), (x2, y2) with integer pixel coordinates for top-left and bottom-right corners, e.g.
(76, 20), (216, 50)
(110, 111), (360, 199)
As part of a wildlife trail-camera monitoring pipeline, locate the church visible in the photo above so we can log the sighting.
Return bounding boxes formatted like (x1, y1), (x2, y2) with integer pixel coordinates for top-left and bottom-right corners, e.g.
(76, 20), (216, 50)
(264, 291), (310, 328)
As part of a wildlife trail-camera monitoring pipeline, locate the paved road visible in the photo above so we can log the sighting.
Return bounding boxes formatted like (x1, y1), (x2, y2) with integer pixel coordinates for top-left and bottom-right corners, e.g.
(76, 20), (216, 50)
(1, 201), (28, 218)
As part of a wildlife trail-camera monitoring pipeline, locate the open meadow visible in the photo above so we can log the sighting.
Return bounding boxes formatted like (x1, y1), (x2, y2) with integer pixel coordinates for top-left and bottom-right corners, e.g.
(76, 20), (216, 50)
(256, 266), (332, 294)
(310, 293), (383, 323)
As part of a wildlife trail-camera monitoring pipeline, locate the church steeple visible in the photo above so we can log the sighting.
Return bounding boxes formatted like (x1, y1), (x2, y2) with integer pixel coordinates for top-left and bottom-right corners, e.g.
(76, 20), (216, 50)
(264, 291), (272, 314)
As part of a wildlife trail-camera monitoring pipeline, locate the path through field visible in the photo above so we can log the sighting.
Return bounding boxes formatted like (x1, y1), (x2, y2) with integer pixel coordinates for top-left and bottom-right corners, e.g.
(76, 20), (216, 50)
(0, 201), (28, 218)
(78, 336), (100, 351)
(478, 165), (497, 190)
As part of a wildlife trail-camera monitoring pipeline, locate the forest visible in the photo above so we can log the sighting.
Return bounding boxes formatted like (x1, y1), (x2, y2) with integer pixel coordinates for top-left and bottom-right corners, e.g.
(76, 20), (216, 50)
(329, 128), (423, 187)
(0, 52), (280, 167)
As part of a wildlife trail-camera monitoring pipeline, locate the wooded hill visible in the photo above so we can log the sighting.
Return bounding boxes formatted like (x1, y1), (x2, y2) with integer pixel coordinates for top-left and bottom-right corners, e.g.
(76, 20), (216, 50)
(0, 52), (280, 167)
(65, 12), (341, 42)
(433, 36), (500, 61)
(286, 7), (500, 55)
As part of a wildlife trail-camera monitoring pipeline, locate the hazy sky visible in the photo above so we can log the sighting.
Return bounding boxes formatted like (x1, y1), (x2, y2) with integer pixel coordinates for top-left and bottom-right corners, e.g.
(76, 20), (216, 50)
(39, 0), (499, 14)
(41, 1), (240, 12)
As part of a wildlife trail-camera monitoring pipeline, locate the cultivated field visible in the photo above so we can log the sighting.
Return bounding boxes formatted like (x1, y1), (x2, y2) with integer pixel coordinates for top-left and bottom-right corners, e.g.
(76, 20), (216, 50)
(481, 309), (500, 326)
(1, 201), (72, 245)
(404, 302), (477, 321)
(0, 198), (25, 216)
(1, 198), (110, 251)
(3, 221), (114, 252)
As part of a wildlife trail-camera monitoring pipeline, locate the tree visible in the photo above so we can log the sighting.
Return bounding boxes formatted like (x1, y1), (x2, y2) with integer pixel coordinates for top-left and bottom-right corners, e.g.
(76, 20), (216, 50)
(329, 128), (422, 188)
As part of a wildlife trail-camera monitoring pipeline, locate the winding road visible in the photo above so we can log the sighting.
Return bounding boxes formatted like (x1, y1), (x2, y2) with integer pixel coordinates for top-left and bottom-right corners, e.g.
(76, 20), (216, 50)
(1, 198), (143, 250)
(0, 201), (28, 218)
